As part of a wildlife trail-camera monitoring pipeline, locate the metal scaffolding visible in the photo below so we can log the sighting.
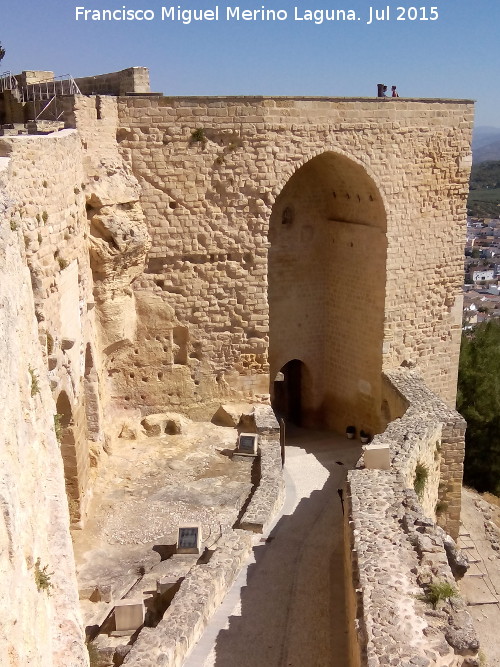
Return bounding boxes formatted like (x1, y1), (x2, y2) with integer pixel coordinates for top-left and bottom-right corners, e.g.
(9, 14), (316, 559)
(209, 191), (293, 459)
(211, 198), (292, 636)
(0, 72), (81, 120)
(24, 75), (82, 120)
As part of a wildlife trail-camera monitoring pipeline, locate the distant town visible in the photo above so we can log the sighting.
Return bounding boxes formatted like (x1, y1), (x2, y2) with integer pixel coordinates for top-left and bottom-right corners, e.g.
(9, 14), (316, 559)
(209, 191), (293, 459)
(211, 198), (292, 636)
(463, 216), (500, 329)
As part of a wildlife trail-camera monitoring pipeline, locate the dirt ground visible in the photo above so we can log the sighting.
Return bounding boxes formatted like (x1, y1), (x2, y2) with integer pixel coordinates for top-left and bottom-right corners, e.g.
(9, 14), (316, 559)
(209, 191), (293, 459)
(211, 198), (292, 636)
(72, 418), (253, 629)
(459, 487), (500, 666)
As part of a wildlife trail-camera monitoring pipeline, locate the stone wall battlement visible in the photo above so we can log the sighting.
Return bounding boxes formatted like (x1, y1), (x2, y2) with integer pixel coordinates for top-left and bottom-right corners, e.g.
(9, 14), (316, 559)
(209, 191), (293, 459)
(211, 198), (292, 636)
(345, 369), (476, 667)
(382, 368), (466, 535)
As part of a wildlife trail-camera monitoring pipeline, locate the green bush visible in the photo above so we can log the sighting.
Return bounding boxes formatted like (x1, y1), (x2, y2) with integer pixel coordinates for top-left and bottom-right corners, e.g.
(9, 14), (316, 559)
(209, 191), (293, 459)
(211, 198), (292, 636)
(66, 494), (79, 522)
(53, 414), (62, 443)
(414, 463), (428, 499)
(87, 642), (100, 667)
(458, 322), (500, 495)
(29, 367), (40, 397)
(190, 128), (207, 146)
(46, 332), (54, 355)
(34, 558), (54, 594)
(418, 581), (457, 609)
(435, 500), (448, 516)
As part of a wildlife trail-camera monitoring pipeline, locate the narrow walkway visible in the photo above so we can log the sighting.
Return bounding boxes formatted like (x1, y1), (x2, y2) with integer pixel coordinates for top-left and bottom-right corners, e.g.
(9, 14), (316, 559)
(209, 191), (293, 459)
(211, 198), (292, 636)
(184, 427), (361, 667)
(458, 488), (500, 666)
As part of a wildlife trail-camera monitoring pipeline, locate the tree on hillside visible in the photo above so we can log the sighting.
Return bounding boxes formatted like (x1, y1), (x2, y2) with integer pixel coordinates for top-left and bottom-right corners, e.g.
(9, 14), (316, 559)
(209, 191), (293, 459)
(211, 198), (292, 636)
(0, 43), (5, 65)
(457, 321), (500, 495)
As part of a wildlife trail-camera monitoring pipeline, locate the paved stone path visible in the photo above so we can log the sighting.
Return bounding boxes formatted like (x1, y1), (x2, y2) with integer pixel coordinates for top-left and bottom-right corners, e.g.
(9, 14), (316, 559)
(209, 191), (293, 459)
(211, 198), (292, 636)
(184, 427), (361, 667)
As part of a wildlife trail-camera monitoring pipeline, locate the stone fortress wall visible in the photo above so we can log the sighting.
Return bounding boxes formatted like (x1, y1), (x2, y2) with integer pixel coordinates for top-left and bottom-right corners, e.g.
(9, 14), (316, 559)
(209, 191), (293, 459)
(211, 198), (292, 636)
(74, 67), (150, 97)
(0, 129), (97, 525)
(0, 68), (476, 665)
(112, 94), (472, 429)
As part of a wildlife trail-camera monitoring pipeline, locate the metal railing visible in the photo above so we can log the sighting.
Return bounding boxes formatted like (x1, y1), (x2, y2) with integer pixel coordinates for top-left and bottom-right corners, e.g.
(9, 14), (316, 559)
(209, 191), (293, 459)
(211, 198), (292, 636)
(0, 71), (22, 101)
(1, 72), (82, 122)
(22, 74), (81, 104)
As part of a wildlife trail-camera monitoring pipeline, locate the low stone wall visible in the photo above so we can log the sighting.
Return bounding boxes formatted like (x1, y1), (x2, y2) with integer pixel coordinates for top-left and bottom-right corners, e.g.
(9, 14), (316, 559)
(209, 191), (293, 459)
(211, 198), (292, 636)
(345, 474), (478, 667)
(122, 530), (253, 666)
(345, 368), (478, 667)
(382, 368), (466, 538)
(239, 435), (284, 533)
(239, 405), (285, 533)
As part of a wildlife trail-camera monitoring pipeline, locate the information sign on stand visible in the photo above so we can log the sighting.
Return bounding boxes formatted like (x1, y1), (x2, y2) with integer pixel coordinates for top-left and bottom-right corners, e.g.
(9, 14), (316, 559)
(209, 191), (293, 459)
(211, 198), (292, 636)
(237, 433), (259, 456)
(176, 525), (202, 554)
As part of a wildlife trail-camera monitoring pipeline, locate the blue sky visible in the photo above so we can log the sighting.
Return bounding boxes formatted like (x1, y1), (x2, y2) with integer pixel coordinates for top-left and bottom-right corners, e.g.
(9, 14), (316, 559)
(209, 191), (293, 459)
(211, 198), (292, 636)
(1, 0), (499, 126)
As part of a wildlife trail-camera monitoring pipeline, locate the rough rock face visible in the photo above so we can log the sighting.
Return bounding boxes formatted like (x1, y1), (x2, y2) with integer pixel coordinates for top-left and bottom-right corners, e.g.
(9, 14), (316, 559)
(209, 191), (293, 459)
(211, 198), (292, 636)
(85, 158), (140, 210)
(89, 203), (149, 287)
(89, 201), (150, 349)
(0, 184), (88, 665)
(141, 412), (191, 436)
(83, 127), (151, 352)
(212, 403), (255, 428)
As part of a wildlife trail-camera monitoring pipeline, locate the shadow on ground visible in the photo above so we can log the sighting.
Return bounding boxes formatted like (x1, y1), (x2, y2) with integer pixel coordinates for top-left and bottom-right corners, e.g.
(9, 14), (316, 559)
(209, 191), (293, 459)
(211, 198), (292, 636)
(210, 427), (361, 667)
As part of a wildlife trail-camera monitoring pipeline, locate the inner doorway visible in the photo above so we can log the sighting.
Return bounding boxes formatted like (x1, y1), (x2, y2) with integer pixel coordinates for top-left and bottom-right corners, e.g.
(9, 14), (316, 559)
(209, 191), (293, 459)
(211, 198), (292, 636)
(273, 359), (304, 426)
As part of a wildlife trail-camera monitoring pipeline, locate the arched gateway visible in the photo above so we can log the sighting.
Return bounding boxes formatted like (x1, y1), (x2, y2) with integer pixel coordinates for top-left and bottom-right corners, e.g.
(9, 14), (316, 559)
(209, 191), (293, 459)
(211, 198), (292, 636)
(269, 152), (387, 434)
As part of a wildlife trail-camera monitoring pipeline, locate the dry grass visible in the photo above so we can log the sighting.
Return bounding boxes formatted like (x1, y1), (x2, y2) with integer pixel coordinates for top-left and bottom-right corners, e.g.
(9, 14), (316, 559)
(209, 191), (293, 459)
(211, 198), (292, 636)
(465, 485), (500, 529)
(482, 492), (500, 508)
(482, 492), (500, 529)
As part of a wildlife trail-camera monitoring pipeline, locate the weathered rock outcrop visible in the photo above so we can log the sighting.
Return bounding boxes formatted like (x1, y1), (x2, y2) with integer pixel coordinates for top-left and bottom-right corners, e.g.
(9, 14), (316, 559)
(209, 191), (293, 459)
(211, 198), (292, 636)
(0, 171), (88, 666)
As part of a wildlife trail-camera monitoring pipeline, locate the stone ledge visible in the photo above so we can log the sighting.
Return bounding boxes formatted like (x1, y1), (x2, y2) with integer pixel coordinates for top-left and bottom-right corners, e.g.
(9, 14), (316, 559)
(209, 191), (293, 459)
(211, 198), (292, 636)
(116, 95), (475, 104)
(239, 435), (285, 533)
(379, 369), (466, 537)
(346, 370), (477, 667)
(345, 470), (479, 667)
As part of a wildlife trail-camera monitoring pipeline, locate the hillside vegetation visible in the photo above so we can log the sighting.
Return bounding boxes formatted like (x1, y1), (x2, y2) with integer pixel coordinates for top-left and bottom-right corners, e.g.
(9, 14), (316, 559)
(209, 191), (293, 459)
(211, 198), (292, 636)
(467, 160), (500, 218)
(457, 321), (500, 495)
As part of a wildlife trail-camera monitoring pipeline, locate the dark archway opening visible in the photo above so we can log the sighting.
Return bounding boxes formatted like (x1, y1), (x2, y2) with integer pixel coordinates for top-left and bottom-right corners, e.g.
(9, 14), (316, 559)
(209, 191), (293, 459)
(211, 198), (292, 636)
(273, 360), (304, 426)
(56, 390), (73, 430)
(56, 390), (80, 520)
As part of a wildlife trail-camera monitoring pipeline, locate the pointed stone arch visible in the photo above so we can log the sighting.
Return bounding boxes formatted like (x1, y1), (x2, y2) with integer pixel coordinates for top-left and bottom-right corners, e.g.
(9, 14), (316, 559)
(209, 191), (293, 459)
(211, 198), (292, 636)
(268, 151), (387, 433)
(56, 387), (91, 525)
